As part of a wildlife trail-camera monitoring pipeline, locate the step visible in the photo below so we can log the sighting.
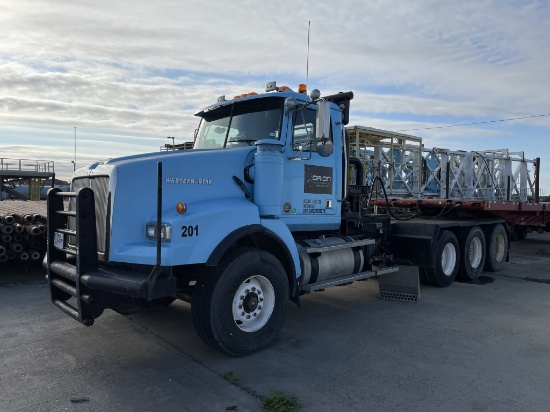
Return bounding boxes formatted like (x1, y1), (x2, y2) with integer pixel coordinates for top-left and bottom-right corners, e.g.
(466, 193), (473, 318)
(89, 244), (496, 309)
(52, 299), (94, 326)
(49, 260), (77, 282)
(302, 266), (400, 292)
(55, 210), (76, 217)
(51, 278), (77, 297)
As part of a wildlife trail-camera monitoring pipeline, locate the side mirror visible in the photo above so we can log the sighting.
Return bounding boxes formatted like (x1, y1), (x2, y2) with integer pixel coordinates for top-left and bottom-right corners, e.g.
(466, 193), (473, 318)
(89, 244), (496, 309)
(316, 100), (331, 140)
(316, 140), (334, 157)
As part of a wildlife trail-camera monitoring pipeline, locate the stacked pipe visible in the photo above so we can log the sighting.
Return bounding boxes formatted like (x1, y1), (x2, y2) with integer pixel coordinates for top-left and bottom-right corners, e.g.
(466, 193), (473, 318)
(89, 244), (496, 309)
(0, 201), (47, 265)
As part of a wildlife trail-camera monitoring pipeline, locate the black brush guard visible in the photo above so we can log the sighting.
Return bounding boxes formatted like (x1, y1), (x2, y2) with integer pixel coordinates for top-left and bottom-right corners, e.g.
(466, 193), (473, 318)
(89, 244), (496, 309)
(46, 162), (176, 326)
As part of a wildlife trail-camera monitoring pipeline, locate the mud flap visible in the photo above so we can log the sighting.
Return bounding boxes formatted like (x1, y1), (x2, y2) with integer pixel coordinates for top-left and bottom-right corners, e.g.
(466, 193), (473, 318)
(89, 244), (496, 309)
(378, 265), (420, 302)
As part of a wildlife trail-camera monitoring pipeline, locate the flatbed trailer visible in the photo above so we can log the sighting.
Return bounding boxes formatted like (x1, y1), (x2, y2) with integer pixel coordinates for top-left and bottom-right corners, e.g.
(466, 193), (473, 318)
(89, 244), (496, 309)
(374, 197), (550, 240)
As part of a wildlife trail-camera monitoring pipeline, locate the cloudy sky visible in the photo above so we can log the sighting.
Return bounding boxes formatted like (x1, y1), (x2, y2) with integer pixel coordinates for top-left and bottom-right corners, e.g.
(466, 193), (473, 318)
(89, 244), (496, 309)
(1, 0), (549, 192)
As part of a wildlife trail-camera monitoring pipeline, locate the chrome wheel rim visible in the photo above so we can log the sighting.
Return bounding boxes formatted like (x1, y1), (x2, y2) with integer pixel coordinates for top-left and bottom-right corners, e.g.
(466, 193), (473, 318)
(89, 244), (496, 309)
(441, 243), (457, 276)
(469, 237), (483, 269)
(232, 275), (275, 332)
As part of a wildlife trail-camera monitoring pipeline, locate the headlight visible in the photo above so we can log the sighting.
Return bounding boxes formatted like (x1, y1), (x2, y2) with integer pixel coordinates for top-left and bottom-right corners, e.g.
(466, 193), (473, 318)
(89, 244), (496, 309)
(145, 223), (172, 241)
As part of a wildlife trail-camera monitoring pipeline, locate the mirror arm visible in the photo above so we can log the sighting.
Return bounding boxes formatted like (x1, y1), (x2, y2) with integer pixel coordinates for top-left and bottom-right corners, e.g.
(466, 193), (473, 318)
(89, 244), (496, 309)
(287, 140), (314, 161)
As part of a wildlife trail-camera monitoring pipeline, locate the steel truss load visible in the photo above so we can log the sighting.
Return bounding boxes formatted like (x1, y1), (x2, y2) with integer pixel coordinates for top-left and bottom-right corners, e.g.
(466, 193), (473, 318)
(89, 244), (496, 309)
(346, 126), (540, 202)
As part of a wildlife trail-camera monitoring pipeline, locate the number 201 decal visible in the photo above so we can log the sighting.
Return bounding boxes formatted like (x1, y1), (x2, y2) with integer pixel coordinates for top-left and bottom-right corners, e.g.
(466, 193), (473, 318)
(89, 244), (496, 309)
(181, 225), (199, 237)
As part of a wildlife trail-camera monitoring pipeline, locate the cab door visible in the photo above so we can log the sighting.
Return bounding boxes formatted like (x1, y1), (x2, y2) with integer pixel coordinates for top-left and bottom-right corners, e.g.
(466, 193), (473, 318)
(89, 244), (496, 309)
(279, 107), (342, 232)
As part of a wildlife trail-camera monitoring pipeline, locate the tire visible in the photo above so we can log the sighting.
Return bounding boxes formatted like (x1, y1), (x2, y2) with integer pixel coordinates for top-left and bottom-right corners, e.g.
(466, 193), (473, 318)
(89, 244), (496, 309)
(418, 267), (435, 285)
(457, 226), (486, 280)
(418, 267), (429, 285)
(514, 227), (528, 241)
(191, 247), (289, 356)
(425, 230), (460, 287)
(483, 224), (507, 272)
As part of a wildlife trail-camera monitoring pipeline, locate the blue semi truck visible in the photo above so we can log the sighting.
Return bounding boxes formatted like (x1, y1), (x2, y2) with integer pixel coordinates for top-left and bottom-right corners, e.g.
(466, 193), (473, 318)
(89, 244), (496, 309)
(46, 81), (509, 355)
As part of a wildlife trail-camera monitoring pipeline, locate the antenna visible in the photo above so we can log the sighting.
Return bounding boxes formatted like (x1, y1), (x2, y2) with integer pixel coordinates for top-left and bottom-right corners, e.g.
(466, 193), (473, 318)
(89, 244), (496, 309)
(306, 20), (310, 91)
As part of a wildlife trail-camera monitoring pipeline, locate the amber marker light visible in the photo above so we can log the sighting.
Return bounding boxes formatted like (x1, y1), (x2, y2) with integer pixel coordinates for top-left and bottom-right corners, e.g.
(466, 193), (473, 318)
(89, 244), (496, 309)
(176, 202), (187, 215)
(298, 84), (307, 93)
(278, 85), (289, 91)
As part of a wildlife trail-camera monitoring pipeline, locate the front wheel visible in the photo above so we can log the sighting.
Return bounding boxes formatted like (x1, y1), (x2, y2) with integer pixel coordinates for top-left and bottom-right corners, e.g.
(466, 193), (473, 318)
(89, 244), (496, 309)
(192, 247), (289, 356)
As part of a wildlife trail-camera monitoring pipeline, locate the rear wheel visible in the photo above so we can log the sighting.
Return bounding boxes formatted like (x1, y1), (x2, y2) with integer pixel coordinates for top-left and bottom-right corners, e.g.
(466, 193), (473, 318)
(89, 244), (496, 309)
(483, 224), (507, 272)
(425, 230), (459, 287)
(191, 247), (289, 356)
(457, 226), (486, 280)
(513, 227), (528, 241)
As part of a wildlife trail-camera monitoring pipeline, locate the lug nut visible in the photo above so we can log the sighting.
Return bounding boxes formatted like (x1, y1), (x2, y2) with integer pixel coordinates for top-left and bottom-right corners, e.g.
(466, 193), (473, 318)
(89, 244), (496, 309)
(241, 312), (245, 316)
(252, 287), (256, 291)
(240, 295), (244, 300)
(258, 305), (262, 310)
(239, 305), (242, 309)
(245, 289), (249, 293)
(259, 298), (264, 302)
(246, 315), (251, 319)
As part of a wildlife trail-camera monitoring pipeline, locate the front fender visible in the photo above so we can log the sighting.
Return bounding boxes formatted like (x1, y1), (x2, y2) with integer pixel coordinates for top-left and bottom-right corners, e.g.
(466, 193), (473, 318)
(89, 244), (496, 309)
(169, 198), (261, 265)
(259, 218), (301, 279)
(110, 198), (261, 266)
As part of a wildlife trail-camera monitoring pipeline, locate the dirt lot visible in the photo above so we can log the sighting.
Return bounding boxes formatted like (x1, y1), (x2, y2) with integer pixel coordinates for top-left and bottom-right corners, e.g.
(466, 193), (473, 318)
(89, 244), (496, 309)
(1, 233), (549, 411)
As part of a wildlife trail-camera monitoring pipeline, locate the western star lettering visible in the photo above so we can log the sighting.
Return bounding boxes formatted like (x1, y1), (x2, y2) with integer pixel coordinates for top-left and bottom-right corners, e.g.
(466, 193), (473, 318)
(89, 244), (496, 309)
(165, 177), (213, 185)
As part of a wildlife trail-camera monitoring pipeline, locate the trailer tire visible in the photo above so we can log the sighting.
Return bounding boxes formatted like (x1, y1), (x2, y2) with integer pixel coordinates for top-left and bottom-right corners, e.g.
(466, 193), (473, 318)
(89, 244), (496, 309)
(191, 247), (289, 356)
(512, 227), (528, 241)
(457, 226), (486, 280)
(419, 267), (436, 285)
(425, 230), (459, 287)
(483, 224), (507, 272)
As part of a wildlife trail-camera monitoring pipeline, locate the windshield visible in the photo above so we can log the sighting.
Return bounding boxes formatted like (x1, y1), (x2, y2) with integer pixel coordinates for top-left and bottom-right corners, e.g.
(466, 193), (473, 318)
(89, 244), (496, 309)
(194, 96), (283, 149)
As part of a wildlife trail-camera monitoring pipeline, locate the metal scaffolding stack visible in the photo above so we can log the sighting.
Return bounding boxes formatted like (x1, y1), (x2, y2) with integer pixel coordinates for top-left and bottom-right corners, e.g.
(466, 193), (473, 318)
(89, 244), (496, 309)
(346, 126), (540, 202)
(0, 201), (47, 266)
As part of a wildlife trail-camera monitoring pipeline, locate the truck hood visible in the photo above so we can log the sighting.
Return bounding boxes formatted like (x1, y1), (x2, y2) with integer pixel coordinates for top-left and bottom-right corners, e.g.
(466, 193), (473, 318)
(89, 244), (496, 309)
(76, 147), (256, 206)
(71, 147), (258, 263)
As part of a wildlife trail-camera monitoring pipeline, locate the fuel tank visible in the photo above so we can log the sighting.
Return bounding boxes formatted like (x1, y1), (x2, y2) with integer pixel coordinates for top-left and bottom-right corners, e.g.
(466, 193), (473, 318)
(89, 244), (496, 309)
(297, 236), (365, 286)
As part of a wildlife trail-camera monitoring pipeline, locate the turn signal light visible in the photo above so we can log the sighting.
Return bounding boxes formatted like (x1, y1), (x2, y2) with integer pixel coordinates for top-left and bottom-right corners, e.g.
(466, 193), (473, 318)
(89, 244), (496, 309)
(176, 202), (187, 214)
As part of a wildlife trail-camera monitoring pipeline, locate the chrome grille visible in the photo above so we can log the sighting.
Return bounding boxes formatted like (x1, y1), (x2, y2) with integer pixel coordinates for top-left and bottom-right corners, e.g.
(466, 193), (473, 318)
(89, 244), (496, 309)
(69, 176), (110, 260)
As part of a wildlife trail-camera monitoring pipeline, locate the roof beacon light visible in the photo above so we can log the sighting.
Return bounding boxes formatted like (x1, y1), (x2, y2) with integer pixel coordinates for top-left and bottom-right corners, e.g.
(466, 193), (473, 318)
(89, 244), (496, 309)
(298, 84), (307, 94)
